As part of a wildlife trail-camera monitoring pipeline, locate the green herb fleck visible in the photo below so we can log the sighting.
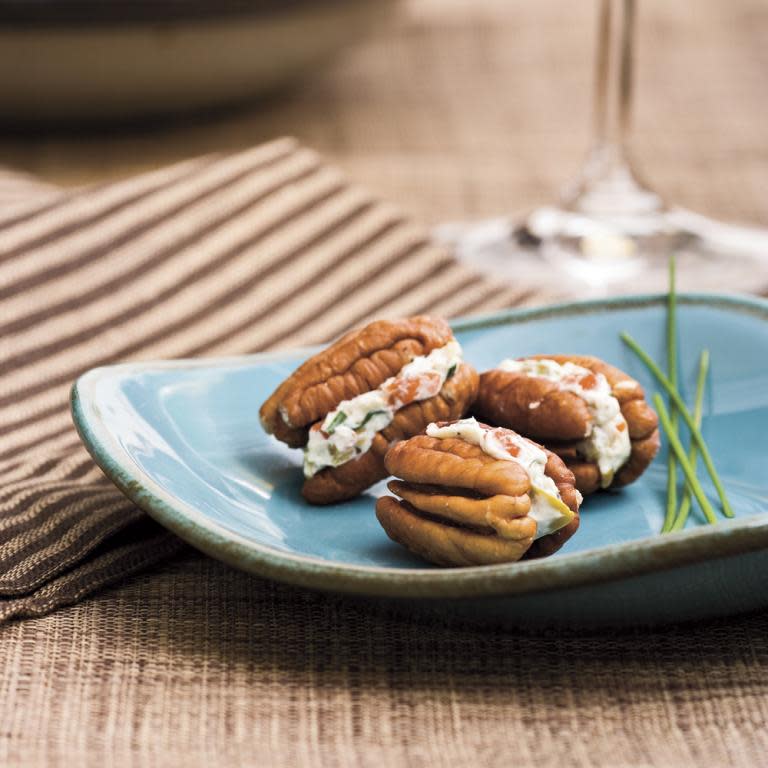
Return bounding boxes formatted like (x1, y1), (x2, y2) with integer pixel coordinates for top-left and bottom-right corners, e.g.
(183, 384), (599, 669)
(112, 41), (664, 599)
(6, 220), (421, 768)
(446, 364), (457, 380)
(325, 411), (347, 434)
(358, 410), (387, 429)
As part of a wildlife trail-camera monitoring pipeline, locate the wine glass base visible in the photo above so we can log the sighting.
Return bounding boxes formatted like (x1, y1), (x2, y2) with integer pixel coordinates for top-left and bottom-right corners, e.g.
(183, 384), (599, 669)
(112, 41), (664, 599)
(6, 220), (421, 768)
(435, 206), (768, 298)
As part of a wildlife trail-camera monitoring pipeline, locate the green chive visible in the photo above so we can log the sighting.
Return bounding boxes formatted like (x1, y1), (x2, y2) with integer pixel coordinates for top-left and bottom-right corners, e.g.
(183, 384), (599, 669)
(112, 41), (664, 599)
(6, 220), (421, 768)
(663, 255), (678, 533)
(325, 411), (347, 434)
(621, 332), (733, 518)
(358, 410), (387, 429)
(653, 394), (718, 525)
(671, 350), (710, 531)
(446, 363), (457, 380)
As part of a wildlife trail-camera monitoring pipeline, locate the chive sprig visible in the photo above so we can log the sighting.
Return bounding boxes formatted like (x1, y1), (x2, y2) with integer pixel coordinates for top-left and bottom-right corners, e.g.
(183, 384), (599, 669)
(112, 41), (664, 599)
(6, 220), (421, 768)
(621, 257), (732, 532)
(621, 332), (733, 521)
(653, 394), (718, 525)
(663, 255), (678, 533)
(670, 350), (709, 531)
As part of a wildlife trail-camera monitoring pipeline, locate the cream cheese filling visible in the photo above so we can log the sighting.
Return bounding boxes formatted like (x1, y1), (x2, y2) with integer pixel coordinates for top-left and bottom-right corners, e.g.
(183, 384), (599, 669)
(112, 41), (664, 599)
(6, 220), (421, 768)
(303, 340), (463, 478)
(497, 357), (631, 487)
(426, 418), (576, 540)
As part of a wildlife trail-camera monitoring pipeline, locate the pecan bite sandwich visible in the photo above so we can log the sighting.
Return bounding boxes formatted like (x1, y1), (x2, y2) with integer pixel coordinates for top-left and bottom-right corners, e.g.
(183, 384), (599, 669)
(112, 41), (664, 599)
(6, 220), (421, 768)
(375, 418), (581, 567)
(260, 316), (479, 504)
(475, 355), (660, 494)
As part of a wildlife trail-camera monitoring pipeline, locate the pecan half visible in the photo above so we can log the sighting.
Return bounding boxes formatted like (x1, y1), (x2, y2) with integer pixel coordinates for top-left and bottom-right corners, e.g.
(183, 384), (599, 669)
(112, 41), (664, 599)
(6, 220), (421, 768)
(260, 316), (454, 448)
(475, 355), (660, 494)
(375, 429), (580, 567)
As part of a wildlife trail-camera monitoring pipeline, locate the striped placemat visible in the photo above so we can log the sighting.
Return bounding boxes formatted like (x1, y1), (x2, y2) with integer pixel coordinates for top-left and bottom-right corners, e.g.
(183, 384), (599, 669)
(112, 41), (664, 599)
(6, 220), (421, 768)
(0, 137), (546, 622)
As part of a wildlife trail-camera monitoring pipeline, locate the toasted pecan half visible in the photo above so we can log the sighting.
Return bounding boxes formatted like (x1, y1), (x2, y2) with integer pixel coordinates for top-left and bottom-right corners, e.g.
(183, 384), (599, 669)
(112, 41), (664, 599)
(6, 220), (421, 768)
(475, 355), (660, 494)
(375, 430), (580, 567)
(375, 496), (536, 567)
(260, 315), (454, 448)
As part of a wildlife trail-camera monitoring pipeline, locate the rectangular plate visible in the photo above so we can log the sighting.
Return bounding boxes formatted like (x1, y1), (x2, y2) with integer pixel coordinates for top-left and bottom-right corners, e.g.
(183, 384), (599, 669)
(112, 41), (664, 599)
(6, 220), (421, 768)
(72, 294), (768, 627)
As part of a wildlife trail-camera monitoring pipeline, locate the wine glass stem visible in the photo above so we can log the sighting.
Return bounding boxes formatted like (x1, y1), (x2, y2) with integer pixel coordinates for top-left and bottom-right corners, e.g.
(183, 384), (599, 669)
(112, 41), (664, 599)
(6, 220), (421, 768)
(593, 0), (634, 159)
(562, 0), (660, 215)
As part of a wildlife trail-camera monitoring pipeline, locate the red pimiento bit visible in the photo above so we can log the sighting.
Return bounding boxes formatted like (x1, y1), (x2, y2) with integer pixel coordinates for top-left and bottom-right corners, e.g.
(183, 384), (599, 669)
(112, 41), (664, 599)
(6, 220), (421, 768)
(384, 371), (442, 409)
(578, 373), (598, 390)
(494, 430), (521, 457)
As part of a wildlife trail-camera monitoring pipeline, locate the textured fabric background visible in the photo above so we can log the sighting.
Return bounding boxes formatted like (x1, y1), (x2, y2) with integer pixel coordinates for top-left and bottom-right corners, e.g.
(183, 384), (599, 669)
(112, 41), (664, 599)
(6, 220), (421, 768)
(2, 1), (768, 766)
(3, 556), (768, 767)
(4, 0), (768, 229)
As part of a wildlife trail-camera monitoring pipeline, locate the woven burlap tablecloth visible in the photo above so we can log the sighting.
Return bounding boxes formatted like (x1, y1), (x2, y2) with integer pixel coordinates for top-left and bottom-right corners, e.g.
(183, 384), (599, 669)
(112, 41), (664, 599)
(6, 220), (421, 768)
(2, 1), (768, 766)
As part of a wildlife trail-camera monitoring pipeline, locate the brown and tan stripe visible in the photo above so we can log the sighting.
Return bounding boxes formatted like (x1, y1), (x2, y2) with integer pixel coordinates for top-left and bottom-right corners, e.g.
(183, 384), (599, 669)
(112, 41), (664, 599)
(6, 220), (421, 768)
(0, 525), (188, 623)
(0, 173), (360, 409)
(0, 170), (64, 220)
(0, 495), (136, 592)
(0, 476), (108, 520)
(0, 138), (545, 622)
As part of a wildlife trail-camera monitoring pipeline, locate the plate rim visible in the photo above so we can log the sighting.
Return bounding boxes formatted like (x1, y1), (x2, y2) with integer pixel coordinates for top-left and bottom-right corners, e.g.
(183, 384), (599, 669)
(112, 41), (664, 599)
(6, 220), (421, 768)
(71, 291), (768, 599)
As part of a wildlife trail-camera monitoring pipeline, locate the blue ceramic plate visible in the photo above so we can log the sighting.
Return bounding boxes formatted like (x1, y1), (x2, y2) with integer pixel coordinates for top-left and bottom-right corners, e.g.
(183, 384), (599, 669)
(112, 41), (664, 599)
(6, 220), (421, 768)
(72, 294), (768, 628)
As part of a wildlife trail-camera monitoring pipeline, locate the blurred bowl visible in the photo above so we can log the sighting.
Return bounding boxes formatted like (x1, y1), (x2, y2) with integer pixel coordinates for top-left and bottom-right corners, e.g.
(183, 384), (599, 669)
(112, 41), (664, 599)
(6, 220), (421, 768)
(0, 0), (394, 123)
